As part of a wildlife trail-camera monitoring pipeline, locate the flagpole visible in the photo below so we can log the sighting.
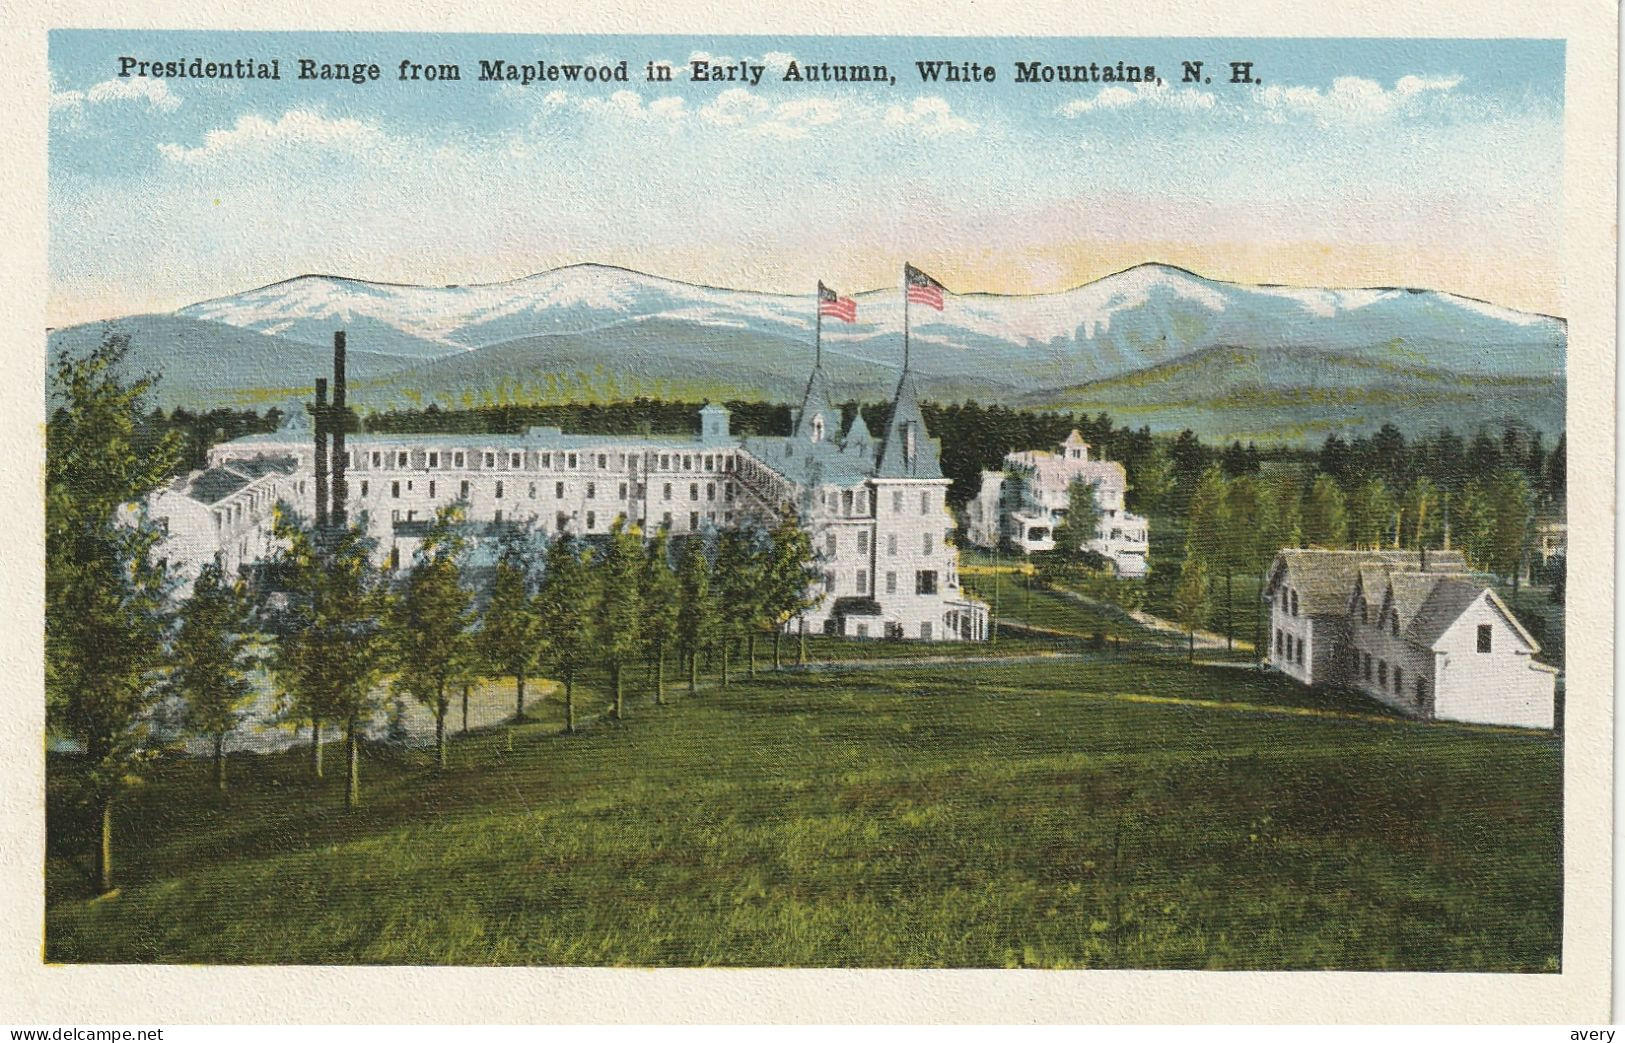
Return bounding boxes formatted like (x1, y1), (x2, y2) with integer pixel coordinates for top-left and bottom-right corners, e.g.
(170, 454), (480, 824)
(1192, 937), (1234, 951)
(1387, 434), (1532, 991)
(902, 265), (911, 373)
(815, 283), (823, 369)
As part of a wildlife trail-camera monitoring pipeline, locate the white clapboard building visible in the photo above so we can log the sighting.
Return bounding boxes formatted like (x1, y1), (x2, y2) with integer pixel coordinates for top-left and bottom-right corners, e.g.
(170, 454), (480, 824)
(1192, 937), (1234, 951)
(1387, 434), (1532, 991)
(1263, 548), (1558, 729)
(963, 430), (1150, 576)
(175, 347), (990, 642)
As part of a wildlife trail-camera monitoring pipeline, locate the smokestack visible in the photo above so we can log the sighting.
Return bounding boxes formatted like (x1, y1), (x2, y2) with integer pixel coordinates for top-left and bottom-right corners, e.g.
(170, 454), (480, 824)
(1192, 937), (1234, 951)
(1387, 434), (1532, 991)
(330, 331), (348, 527)
(313, 377), (329, 530)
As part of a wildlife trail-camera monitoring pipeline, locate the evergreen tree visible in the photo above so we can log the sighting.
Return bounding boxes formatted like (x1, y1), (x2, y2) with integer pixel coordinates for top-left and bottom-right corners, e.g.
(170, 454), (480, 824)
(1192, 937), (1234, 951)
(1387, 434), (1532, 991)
(481, 525), (547, 721)
(676, 536), (716, 696)
(268, 517), (390, 810)
(761, 513), (820, 669)
(167, 563), (259, 791)
(1172, 555), (1210, 664)
(1403, 477), (1444, 550)
(1487, 468), (1536, 588)
(593, 518), (645, 719)
(538, 534), (595, 733)
(638, 525), (680, 704)
(1301, 474), (1350, 549)
(46, 332), (184, 892)
(390, 505), (475, 770)
(1038, 477), (1102, 585)
(1347, 477), (1398, 550)
(1126, 443), (1175, 516)
(712, 528), (765, 686)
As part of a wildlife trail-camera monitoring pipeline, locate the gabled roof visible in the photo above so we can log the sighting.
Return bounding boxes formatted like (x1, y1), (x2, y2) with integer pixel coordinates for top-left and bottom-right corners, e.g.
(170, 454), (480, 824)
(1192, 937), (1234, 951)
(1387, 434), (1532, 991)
(873, 369), (942, 480)
(842, 409), (873, 454)
(1266, 548), (1467, 617)
(187, 468), (251, 505)
(1406, 581), (1541, 653)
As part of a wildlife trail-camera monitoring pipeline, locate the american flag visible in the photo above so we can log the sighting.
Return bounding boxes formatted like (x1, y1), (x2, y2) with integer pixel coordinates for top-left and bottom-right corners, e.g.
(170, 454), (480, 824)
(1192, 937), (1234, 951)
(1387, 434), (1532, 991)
(905, 263), (945, 311)
(818, 281), (857, 323)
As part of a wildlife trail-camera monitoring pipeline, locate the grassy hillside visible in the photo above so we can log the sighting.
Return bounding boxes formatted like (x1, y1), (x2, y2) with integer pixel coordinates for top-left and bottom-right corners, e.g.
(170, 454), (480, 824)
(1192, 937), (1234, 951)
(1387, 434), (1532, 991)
(47, 656), (1561, 969)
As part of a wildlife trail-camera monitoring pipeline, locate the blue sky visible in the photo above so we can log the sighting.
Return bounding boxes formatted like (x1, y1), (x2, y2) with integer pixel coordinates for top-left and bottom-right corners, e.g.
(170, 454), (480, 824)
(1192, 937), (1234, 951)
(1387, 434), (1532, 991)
(49, 32), (1565, 324)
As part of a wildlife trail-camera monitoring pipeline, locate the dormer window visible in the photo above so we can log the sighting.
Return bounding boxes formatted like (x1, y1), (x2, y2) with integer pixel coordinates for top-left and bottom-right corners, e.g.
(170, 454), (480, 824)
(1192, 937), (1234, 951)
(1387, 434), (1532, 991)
(812, 414), (825, 443)
(904, 422), (916, 464)
(1290, 590), (1299, 617)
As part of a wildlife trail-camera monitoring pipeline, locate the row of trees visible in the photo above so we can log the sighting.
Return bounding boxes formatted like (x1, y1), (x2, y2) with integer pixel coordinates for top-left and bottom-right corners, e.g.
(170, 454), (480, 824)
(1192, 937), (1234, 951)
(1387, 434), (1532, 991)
(1169, 462), (1543, 654)
(48, 335), (827, 895)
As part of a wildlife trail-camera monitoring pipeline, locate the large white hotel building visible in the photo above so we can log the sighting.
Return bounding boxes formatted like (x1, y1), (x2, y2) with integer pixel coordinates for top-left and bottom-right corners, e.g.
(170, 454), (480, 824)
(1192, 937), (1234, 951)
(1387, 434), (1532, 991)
(171, 341), (990, 642)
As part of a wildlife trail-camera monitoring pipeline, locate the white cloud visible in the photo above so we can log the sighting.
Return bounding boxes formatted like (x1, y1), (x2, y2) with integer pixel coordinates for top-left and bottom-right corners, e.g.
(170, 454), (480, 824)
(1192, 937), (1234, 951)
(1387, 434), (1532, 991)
(1259, 74), (1462, 125)
(156, 109), (386, 163)
(1060, 82), (1215, 116)
(52, 76), (182, 113)
(882, 96), (975, 136)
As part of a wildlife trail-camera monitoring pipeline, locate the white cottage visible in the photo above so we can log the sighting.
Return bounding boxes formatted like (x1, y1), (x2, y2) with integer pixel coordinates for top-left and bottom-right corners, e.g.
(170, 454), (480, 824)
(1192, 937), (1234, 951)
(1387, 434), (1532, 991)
(1263, 548), (1557, 729)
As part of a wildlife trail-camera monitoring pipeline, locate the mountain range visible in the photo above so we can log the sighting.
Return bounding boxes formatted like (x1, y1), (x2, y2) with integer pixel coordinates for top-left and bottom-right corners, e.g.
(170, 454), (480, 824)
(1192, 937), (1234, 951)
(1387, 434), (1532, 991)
(48, 261), (1566, 443)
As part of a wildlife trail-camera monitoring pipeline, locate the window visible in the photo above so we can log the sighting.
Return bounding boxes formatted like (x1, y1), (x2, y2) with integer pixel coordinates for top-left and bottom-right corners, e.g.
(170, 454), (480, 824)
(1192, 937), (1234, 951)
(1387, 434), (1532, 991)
(1477, 624), (1492, 653)
(454, 452), (465, 468)
(1390, 613), (1399, 637)
(922, 531), (934, 555)
(391, 481), (400, 499)
(542, 453), (552, 468)
(361, 480), (369, 497)
(1275, 630), (1283, 656)
(825, 533), (837, 557)
(1363, 653), (1372, 680)
(916, 570), (938, 595)
(920, 621), (932, 640)
(619, 482), (627, 499)
(371, 451), (382, 467)
(661, 454), (671, 470)
(1359, 597), (1368, 624)
(494, 510), (503, 523)
(495, 481), (504, 500)
(459, 480), (469, 498)
(725, 483), (734, 503)
(856, 624), (868, 638)
(886, 571), (897, 594)
(707, 483), (716, 502)
(689, 512), (698, 530)
(1393, 666), (1403, 693)
(597, 454), (607, 469)
(690, 483), (699, 502)
(1281, 589), (1288, 611)
(704, 455), (715, 472)
(483, 452), (495, 468)
(824, 571), (837, 594)
(511, 452), (522, 469)
(567, 453), (577, 469)
(893, 491), (904, 513)
(397, 452), (408, 467)
(586, 482), (596, 499)
(856, 571), (868, 595)
(1415, 678), (1427, 707)
(1290, 590), (1299, 616)
(920, 491), (930, 515)
(888, 534), (898, 556)
(556, 512), (569, 532)
(428, 452), (439, 468)
(586, 511), (596, 531)
(663, 483), (672, 501)
(1296, 639), (1304, 665)
(857, 532), (869, 555)
(1377, 660), (1388, 686)
(662, 512), (672, 527)
(555, 482), (565, 499)
(529, 483), (537, 499)
(842, 490), (853, 514)
(389, 546), (400, 569)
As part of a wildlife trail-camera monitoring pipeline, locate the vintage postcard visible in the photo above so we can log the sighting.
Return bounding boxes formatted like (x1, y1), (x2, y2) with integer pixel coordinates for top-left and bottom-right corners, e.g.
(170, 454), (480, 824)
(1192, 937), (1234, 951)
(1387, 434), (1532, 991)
(4, 0), (1616, 1026)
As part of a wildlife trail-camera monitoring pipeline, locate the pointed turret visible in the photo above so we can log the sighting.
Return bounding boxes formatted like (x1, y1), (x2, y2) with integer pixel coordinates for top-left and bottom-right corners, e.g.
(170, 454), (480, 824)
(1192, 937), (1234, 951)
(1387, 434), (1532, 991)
(842, 408), (874, 457)
(792, 360), (840, 445)
(873, 369), (942, 479)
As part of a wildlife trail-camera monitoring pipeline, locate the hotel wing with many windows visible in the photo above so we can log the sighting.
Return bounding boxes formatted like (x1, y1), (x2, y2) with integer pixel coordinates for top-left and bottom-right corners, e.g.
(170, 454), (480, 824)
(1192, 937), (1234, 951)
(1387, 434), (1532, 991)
(164, 340), (990, 643)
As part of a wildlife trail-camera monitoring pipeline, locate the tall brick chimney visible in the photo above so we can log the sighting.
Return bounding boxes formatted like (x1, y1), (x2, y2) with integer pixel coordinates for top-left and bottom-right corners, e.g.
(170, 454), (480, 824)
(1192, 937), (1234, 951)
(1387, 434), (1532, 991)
(313, 376), (329, 530)
(330, 331), (348, 527)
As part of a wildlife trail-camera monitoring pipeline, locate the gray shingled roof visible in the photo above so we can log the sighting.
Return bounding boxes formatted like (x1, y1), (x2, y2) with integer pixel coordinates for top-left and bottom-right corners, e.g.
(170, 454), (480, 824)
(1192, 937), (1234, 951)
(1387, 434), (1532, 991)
(1267, 548), (1468, 617)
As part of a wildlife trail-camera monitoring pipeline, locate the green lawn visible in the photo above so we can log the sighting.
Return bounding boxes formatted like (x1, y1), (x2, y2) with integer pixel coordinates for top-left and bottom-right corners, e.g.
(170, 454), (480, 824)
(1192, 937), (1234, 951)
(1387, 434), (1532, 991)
(46, 656), (1561, 970)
